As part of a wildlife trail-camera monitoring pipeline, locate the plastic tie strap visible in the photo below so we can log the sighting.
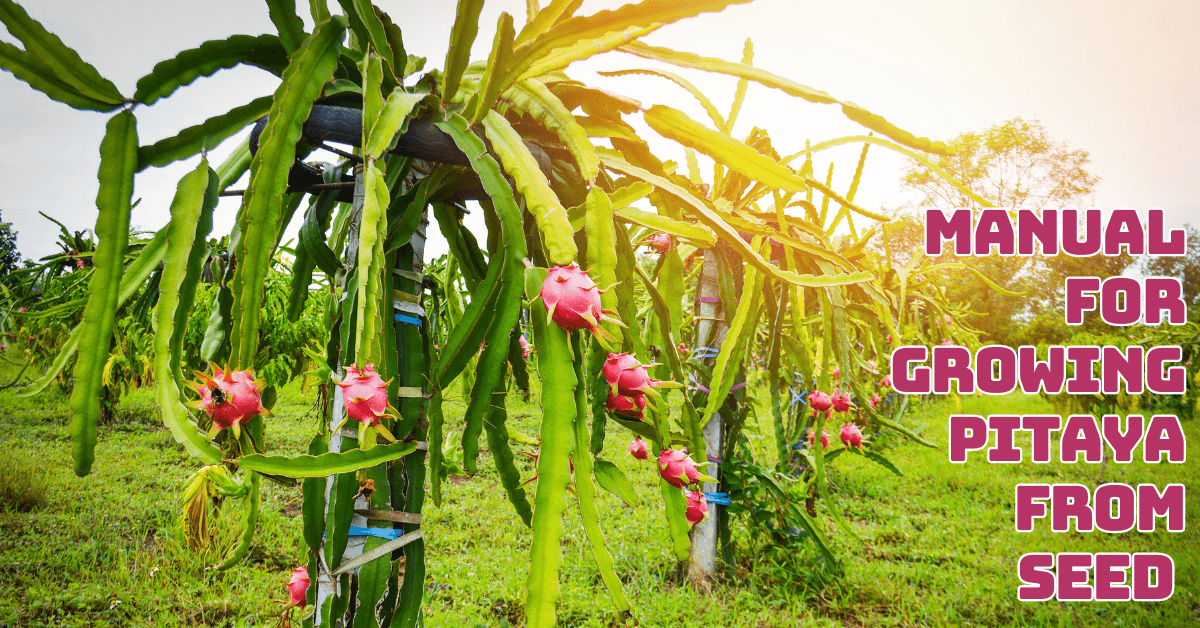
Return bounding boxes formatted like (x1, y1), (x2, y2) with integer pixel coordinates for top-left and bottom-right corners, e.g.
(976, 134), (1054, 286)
(698, 296), (720, 303)
(394, 313), (423, 328)
(702, 492), (732, 506)
(328, 527), (409, 540)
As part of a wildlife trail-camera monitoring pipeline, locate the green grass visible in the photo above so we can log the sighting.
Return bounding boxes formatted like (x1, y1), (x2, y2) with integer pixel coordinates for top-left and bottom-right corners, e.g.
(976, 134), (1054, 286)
(0, 362), (1195, 627)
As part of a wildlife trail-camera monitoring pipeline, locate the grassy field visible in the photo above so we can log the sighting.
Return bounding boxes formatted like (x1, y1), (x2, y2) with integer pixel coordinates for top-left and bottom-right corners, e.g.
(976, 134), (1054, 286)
(0, 360), (1195, 627)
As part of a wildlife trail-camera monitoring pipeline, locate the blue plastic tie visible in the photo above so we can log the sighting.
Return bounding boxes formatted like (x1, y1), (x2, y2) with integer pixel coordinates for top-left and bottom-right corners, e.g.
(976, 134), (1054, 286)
(323, 527), (408, 540)
(702, 492), (732, 506)
(394, 314), (423, 328)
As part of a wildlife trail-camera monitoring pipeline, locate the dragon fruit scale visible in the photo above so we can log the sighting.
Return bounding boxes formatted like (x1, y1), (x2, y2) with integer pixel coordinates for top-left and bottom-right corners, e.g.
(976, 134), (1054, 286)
(540, 265), (620, 337)
(187, 364), (269, 438)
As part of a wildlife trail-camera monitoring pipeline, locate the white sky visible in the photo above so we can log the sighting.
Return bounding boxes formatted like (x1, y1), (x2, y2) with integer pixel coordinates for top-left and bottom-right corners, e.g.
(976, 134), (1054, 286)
(2, 0), (1198, 262)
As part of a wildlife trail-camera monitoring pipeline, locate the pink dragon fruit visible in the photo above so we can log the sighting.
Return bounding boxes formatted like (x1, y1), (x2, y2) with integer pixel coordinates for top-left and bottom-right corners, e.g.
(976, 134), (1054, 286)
(685, 490), (708, 525)
(285, 566), (309, 608)
(540, 265), (619, 337)
(831, 390), (852, 413)
(606, 391), (647, 419)
(603, 353), (672, 398)
(944, 315), (952, 325)
(520, 335), (533, 358)
(808, 390), (832, 413)
(628, 438), (649, 460)
(187, 364), (269, 438)
(333, 364), (397, 445)
(839, 423), (865, 448)
(0, 345), (5, 351)
(869, 393), (882, 408)
(657, 449), (707, 488)
(677, 342), (690, 356)
(643, 232), (672, 254)
(807, 429), (830, 448)
(942, 339), (952, 346)
(880, 375), (893, 388)
(334, 364), (388, 425)
(830, 367), (841, 379)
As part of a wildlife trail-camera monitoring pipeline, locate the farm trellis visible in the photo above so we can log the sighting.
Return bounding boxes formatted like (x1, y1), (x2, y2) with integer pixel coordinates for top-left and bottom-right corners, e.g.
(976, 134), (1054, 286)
(0, 0), (997, 625)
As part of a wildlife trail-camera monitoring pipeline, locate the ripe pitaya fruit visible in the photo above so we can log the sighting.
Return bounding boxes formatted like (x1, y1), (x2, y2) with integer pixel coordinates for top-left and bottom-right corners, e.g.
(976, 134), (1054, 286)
(880, 375), (893, 388)
(520, 335), (533, 358)
(603, 353), (675, 398)
(676, 342), (690, 356)
(831, 390), (852, 413)
(808, 390), (832, 413)
(643, 232), (672, 253)
(285, 566), (309, 608)
(830, 367), (840, 379)
(332, 364), (397, 445)
(807, 429), (830, 448)
(869, 393), (882, 408)
(839, 422), (865, 448)
(942, 339), (952, 346)
(685, 490), (708, 525)
(187, 364), (269, 438)
(657, 449), (712, 488)
(628, 438), (649, 460)
(606, 391), (647, 419)
(540, 265), (620, 338)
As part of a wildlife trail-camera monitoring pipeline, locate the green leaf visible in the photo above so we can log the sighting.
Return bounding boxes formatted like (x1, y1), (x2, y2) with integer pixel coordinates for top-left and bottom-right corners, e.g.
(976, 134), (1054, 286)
(352, 0), (402, 80)
(137, 96), (272, 170)
(917, 262), (1027, 297)
(153, 160), (222, 465)
(467, 11), (515, 124)
(614, 205), (714, 247)
(364, 89), (425, 158)
(782, 135), (993, 208)
(599, 68), (723, 129)
(0, 42), (119, 111)
(134, 34), (289, 105)
(481, 111), (577, 265)
(503, 78), (599, 181)
(239, 440), (420, 477)
(645, 104), (808, 194)
(508, 0), (752, 87)
(622, 41), (953, 157)
(592, 460), (638, 507)
(513, 0), (581, 47)
(863, 450), (904, 476)
(0, 0), (122, 102)
(69, 110), (137, 477)
(229, 17), (344, 369)
(599, 152), (874, 289)
(266, 0), (308, 54)
(441, 0), (485, 104)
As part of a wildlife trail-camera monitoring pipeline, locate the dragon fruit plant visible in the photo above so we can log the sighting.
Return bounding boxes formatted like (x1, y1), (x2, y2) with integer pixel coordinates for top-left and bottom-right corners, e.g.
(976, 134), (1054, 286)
(1, 0), (989, 622)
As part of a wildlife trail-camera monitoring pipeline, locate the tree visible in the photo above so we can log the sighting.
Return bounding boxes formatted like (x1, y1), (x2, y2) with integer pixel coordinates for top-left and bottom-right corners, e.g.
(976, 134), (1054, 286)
(902, 117), (1098, 211)
(1144, 224), (1200, 314)
(893, 118), (1118, 346)
(0, 211), (22, 284)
